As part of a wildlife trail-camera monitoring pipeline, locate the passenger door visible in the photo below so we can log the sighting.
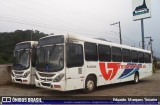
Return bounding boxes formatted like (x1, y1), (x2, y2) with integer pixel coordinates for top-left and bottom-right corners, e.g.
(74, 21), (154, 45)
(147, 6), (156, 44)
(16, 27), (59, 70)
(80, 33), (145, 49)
(65, 42), (84, 91)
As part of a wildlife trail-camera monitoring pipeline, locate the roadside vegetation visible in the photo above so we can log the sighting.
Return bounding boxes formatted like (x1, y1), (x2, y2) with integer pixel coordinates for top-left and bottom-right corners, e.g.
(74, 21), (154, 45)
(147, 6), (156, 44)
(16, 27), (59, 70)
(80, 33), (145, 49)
(0, 30), (47, 64)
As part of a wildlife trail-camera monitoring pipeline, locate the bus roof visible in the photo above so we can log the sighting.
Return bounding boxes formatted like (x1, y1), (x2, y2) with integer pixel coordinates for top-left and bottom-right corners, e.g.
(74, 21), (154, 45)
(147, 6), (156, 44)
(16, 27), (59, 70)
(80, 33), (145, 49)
(16, 41), (38, 46)
(39, 34), (151, 53)
(67, 34), (151, 53)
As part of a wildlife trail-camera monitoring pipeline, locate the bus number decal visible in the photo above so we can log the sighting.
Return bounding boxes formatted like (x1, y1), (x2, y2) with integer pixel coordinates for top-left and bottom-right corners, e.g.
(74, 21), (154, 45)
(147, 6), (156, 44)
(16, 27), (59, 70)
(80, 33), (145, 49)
(99, 63), (120, 80)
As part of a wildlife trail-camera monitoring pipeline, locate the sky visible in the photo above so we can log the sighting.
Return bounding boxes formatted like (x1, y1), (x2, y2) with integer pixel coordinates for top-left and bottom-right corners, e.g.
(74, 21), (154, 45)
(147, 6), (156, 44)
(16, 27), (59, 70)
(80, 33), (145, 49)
(0, 0), (159, 58)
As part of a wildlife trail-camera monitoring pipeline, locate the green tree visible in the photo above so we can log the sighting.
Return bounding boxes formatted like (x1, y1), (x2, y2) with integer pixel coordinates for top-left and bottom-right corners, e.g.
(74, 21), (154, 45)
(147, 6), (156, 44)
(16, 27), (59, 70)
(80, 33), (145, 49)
(0, 30), (47, 64)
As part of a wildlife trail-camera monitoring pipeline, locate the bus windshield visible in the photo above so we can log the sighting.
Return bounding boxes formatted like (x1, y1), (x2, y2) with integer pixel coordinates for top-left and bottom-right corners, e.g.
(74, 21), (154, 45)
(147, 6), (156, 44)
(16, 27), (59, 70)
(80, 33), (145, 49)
(36, 45), (64, 72)
(36, 35), (64, 72)
(12, 49), (30, 70)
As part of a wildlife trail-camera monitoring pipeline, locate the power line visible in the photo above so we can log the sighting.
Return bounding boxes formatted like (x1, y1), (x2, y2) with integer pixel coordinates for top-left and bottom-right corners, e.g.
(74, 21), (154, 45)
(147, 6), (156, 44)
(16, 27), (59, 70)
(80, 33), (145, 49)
(0, 15), (152, 48)
(109, 30), (136, 46)
(0, 15), (128, 36)
(0, 16), (139, 46)
(0, 15), (112, 36)
(0, 16), (119, 42)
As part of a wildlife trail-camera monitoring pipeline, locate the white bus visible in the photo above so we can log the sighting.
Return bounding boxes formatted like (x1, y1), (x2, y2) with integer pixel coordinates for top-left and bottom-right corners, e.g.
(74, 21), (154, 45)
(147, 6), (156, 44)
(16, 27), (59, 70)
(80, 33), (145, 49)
(12, 41), (38, 85)
(35, 34), (152, 93)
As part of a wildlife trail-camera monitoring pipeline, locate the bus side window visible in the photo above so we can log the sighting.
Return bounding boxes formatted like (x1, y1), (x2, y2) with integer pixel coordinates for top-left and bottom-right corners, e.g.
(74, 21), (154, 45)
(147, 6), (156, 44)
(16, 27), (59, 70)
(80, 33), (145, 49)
(138, 52), (144, 63)
(98, 44), (111, 62)
(131, 50), (138, 63)
(32, 47), (36, 67)
(66, 43), (84, 68)
(122, 48), (131, 62)
(144, 53), (151, 63)
(84, 42), (98, 61)
(112, 47), (122, 62)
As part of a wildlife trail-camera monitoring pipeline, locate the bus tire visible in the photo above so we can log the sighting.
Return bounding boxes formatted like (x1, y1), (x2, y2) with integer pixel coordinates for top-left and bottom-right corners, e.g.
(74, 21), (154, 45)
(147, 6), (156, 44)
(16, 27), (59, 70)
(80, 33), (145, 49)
(133, 72), (139, 84)
(83, 76), (96, 93)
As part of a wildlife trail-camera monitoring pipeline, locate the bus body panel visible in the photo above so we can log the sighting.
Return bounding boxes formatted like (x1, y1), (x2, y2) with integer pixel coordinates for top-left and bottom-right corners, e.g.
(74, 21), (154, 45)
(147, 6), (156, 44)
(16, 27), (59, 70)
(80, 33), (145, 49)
(12, 67), (31, 84)
(35, 70), (66, 91)
(11, 41), (38, 85)
(12, 67), (36, 85)
(65, 67), (85, 91)
(35, 34), (152, 92)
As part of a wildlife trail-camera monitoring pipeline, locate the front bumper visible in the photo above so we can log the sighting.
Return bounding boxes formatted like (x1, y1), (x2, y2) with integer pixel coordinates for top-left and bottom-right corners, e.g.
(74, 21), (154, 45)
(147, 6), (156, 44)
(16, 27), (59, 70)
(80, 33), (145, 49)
(35, 79), (65, 91)
(11, 76), (30, 85)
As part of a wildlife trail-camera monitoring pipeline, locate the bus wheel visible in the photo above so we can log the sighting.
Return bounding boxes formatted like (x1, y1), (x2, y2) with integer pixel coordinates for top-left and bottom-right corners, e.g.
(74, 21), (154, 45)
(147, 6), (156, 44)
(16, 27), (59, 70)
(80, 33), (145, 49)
(133, 72), (139, 84)
(84, 76), (96, 93)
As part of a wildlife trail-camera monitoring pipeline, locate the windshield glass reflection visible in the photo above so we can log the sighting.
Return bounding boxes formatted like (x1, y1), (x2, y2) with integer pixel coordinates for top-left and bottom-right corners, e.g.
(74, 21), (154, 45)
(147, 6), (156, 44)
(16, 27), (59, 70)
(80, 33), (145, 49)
(36, 45), (64, 72)
(12, 49), (30, 70)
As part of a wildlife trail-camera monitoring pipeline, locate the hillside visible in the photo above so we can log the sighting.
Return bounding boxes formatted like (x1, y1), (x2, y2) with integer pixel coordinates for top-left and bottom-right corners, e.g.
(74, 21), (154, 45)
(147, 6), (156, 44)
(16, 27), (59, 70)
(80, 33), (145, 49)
(0, 30), (47, 64)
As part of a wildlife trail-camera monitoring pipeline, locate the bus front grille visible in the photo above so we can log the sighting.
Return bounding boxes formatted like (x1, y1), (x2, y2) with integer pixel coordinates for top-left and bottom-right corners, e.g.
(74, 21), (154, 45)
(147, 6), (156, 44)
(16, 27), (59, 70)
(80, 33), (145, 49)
(14, 71), (23, 74)
(38, 73), (55, 77)
(41, 82), (51, 87)
(16, 79), (22, 82)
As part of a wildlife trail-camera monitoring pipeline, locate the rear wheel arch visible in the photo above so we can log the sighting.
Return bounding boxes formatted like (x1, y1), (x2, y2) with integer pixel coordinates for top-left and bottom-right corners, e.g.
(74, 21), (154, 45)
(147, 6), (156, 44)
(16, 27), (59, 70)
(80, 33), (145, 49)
(83, 73), (97, 93)
(86, 74), (97, 84)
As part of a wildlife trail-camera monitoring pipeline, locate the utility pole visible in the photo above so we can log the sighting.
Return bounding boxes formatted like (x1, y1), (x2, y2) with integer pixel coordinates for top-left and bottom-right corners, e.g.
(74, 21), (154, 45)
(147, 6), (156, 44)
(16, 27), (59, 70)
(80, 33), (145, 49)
(141, 19), (145, 49)
(145, 36), (153, 57)
(110, 21), (122, 44)
(31, 30), (33, 41)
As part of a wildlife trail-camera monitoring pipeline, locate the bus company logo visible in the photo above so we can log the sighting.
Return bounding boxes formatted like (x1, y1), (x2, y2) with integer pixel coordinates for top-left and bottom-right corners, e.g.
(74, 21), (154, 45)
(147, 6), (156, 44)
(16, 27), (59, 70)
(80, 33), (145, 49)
(99, 63), (120, 81)
(99, 63), (146, 80)
(121, 64), (146, 69)
(41, 78), (47, 81)
(118, 63), (144, 79)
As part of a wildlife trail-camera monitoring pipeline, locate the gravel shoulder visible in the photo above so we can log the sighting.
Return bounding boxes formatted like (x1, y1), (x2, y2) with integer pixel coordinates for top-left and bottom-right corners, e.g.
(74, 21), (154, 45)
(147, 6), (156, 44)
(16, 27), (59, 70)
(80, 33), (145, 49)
(0, 70), (160, 96)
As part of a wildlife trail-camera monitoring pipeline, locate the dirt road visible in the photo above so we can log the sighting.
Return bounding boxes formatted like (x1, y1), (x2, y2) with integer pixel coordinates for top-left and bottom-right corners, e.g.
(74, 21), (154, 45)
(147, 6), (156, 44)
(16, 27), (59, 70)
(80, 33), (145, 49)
(0, 70), (160, 97)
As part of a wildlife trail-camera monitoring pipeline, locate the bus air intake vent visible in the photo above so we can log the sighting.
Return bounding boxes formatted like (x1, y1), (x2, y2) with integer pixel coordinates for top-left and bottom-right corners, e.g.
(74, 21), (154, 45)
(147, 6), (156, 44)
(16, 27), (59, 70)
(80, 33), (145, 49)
(14, 71), (24, 74)
(16, 79), (22, 82)
(38, 73), (55, 77)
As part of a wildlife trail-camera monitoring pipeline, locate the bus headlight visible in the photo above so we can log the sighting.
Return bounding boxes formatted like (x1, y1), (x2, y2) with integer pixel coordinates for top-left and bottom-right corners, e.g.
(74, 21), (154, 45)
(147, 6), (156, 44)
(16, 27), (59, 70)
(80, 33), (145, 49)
(23, 71), (30, 78)
(53, 74), (64, 82)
